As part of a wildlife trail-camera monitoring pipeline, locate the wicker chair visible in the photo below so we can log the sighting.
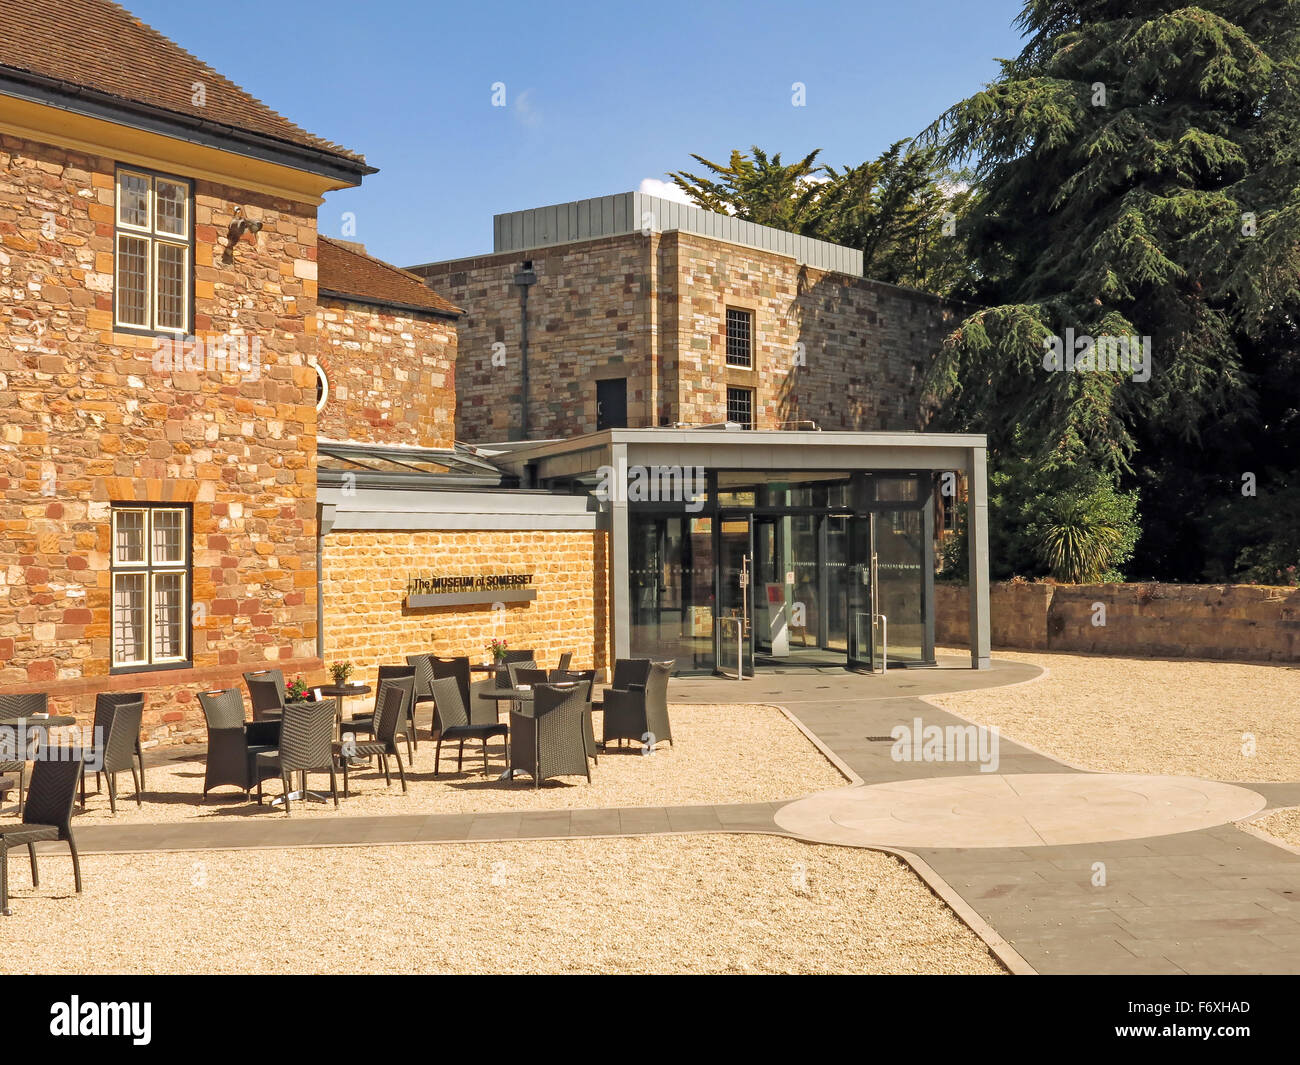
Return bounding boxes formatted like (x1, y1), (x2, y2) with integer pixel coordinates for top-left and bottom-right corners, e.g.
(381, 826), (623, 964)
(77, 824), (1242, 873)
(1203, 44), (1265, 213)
(593, 658), (652, 710)
(467, 675), (500, 728)
(508, 665), (549, 688)
(405, 653), (441, 739)
(91, 692), (146, 794)
(335, 685), (408, 797)
(510, 684), (591, 789)
(430, 676), (508, 775)
(603, 660), (674, 750)
(0, 753), (83, 916)
(345, 668), (417, 760)
(427, 656), (472, 734)
(502, 649), (535, 664)
(556, 652), (573, 671)
(244, 669), (317, 724)
(551, 669), (598, 764)
(198, 689), (281, 799)
(255, 701), (339, 815)
(0, 693), (47, 812)
(80, 697), (143, 814)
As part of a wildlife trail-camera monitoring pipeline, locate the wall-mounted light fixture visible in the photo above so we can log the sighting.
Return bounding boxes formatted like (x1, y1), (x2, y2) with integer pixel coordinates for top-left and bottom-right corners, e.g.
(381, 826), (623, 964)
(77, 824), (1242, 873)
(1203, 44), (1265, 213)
(222, 206), (263, 264)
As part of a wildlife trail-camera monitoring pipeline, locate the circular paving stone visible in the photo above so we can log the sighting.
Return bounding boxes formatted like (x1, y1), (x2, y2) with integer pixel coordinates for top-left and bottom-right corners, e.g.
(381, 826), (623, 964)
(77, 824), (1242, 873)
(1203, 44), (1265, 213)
(773, 773), (1267, 849)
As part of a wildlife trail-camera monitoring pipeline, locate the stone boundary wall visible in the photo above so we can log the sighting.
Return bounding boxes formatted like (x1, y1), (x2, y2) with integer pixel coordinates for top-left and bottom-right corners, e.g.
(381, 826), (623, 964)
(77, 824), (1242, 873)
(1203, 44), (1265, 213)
(936, 583), (1300, 662)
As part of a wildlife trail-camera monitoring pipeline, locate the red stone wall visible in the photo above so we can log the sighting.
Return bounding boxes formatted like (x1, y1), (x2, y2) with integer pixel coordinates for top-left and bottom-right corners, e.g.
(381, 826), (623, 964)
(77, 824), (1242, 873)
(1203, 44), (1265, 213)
(936, 582), (1300, 663)
(316, 295), (457, 448)
(0, 132), (322, 743)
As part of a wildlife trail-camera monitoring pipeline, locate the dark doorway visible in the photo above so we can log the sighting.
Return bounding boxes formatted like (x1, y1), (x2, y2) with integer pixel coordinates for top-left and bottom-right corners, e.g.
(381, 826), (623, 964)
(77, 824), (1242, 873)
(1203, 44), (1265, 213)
(596, 378), (627, 430)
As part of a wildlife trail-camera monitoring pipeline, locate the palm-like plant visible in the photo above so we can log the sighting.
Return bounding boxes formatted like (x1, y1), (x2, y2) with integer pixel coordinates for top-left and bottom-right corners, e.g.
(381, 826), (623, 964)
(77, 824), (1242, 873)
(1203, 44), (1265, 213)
(1033, 496), (1128, 583)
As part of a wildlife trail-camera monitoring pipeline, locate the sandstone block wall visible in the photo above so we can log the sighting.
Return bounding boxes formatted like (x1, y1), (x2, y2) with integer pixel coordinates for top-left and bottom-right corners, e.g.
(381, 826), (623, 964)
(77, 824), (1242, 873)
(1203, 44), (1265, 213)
(316, 296), (456, 448)
(936, 582), (1300, 662)
(414, 234), (654, 441)
(0, 133), (322, 743)
(321, 529), (610, 683)
(414, 230), (955, 442)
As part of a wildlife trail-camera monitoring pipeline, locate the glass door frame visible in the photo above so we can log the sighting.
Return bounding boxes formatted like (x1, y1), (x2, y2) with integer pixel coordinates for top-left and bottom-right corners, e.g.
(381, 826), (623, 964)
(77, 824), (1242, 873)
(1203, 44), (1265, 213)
(845, 514), (876, 672)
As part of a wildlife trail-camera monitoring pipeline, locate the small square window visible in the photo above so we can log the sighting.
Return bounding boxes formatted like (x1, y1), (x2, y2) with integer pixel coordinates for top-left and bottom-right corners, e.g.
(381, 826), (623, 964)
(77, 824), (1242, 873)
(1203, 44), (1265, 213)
(725, 308), (753, 368)
(726, 386), (754, 430)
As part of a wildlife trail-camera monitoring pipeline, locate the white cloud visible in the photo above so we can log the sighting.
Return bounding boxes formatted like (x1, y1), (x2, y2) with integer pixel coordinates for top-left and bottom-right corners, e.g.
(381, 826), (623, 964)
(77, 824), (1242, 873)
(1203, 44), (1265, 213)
(637, 177), (693, 205)
(513, 88), (542, 129)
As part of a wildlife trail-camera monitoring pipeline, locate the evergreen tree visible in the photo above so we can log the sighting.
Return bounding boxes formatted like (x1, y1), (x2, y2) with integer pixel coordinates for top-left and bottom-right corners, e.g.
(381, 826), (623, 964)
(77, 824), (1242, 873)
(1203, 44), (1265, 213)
(924, 0), (1300, 579)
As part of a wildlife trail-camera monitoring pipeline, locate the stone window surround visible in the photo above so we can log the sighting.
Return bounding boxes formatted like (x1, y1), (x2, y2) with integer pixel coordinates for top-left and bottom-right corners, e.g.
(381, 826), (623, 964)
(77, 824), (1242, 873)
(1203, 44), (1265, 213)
(112, 163), (195, 338)
(110, 502), (193, 674)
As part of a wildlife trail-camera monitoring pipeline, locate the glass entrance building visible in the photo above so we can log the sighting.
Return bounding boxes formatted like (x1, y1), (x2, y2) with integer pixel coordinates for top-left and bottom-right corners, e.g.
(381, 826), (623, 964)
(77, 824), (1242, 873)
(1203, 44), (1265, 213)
(493, 428), (992, 675)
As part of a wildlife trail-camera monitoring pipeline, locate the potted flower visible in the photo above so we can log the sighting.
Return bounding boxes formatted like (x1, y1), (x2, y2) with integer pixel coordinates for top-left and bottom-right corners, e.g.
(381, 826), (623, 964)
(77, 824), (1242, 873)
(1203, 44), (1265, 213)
(286, 677), (310, 701)
(487, 638), (509, 664)
(329, 661), (354, 687)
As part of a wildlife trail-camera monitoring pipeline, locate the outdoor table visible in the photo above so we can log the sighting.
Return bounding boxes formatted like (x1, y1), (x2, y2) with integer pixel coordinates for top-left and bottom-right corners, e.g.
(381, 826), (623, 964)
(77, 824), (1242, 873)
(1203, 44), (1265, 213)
(319, 684), (373, 734)
(0, 715), (77, 731)
(469, 664), (499, 674)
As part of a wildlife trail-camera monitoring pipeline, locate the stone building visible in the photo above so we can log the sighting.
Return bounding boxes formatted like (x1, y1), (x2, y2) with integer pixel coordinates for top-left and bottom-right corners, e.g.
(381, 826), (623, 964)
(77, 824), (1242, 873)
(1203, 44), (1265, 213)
(316, 237), (461, 449)
(408, 192), (958, 443)
(0, 3), (992, 749)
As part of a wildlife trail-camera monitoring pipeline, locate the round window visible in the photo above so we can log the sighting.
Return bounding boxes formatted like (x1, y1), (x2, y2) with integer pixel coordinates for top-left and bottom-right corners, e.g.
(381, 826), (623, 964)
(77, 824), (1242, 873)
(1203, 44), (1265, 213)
(314, 363), (329, 412)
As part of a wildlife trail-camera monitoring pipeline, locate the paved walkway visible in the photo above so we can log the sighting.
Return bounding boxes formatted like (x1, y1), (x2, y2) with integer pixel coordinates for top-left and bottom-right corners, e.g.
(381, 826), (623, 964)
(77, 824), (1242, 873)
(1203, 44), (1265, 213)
(55, 656), (1300, 974)
(675, 662), (1300, 975)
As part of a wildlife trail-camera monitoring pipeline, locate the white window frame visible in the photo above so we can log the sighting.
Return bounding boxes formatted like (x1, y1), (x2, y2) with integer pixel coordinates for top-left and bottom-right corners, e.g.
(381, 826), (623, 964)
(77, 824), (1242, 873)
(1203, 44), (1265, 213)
(114, 168), (193, 335)
(111, 506), (190, 669)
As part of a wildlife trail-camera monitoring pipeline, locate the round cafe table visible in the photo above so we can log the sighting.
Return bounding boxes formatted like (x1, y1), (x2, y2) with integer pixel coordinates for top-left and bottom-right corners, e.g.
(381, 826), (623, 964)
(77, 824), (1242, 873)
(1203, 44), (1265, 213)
(0, 715), (77, 731)
(319, 684), (373, 735)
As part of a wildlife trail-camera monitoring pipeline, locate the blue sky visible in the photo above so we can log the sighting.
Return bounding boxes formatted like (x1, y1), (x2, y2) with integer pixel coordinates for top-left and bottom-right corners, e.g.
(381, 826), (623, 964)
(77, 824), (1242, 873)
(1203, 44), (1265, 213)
(125, 0), (1026, 268)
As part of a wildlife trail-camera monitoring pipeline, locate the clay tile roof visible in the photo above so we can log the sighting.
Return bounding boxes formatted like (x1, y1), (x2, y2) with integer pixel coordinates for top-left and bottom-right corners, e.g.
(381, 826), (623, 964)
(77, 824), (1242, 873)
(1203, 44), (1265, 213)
(318, 238), (463, 318)
(0, 0), (367, 167)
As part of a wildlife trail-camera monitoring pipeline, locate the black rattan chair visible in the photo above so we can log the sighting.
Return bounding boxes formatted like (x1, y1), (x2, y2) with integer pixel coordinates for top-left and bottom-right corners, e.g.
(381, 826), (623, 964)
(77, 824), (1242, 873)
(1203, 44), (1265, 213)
(80, 697), (143, 814)
(198, 689), (280, 799)
(244, 669), (317, 724)
(0, 752), (82, 915)
(551, 669), (598, 764)
(510, 684), (591, 789)
(91, 692), (146, 795)
(604, 660), (674, 750)
(593, 658), (652, 711)
(508, 665), (549, 688)
(556, 652), (573, 671)
(430, 676), (508, 775)
(428, 656), (471, 719)
(256, 701), (339, 816)
(0, 693), (46, 811)
(336, 685), (408, 797)
(346, 667), (416, 760)
(405, 653), (441, 740)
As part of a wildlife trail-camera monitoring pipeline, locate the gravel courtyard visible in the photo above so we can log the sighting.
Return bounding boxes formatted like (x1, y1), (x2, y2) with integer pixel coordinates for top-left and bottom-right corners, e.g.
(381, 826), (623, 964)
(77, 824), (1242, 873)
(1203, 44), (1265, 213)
(61, 702), (847, 824)
(0, 834), (1004, 975)
(928, 649), (1300, 782)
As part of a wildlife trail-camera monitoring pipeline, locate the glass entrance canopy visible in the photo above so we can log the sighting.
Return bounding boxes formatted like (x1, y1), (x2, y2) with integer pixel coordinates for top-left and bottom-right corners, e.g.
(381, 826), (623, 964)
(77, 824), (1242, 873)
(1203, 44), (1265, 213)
(493, 429), (993, 674)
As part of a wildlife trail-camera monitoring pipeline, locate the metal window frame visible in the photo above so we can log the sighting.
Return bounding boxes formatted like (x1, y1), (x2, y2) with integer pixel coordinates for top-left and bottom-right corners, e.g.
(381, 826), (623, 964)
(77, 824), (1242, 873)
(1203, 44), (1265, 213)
(725, 385), (755, 429)
(724, 307), (753, 368)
